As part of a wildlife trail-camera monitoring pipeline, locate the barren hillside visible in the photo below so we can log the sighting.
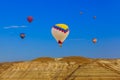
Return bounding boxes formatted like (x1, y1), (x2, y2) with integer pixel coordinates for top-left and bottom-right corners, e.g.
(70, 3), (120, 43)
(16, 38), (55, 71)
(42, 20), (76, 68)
(0, 56), (120, 80)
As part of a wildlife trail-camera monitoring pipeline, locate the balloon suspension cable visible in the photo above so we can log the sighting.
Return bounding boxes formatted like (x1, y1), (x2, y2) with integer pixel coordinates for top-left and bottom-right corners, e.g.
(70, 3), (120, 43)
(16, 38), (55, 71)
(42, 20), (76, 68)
(59, 44), (62, 47)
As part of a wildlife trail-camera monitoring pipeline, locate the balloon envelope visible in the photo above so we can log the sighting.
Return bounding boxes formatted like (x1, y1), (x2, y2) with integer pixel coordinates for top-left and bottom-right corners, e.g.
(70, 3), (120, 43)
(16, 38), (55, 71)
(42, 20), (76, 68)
(80, 11), (83, 15)
(20, 33), (25, 39)
(92, 38), (97, 43)
(93, 16), (96, 19)
(51, 24), (70, 47)
(27, 16), (33, 23)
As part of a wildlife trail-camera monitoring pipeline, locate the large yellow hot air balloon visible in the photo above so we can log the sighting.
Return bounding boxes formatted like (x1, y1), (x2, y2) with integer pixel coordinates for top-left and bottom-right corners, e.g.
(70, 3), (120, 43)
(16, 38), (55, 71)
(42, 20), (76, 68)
(51, 24), (70, 47)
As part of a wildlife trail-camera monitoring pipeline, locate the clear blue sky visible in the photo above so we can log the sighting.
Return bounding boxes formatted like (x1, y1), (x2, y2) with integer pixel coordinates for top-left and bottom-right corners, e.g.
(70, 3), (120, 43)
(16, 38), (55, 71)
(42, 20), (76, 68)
(0, 0), (120, 62)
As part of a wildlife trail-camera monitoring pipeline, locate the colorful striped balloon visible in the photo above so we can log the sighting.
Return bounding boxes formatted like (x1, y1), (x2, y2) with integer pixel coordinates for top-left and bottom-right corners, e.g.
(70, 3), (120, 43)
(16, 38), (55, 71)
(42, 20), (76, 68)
(51, 24), (70, 47)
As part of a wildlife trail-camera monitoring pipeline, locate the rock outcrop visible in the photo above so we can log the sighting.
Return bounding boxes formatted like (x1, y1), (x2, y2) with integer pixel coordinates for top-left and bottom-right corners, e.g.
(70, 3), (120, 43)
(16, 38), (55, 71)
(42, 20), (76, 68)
(0, 56), (120, 80)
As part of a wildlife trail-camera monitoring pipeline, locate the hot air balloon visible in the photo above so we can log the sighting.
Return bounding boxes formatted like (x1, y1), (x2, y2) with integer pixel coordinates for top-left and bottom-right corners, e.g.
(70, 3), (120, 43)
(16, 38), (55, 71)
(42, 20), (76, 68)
(92, 38), (97, 44)
(20, 33), (25, 39)
(93, 16), (96, 19)
(51, 24), (70, 47)
(27, 16), (33, 23)
(80, 11), (83, 15)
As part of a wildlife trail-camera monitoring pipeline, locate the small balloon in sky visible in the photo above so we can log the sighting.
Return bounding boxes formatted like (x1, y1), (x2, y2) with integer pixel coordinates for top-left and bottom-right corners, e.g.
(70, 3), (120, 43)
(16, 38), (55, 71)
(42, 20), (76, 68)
(92, 38), (97, 44)
(93, 16), (96, 19)
(27, 16), (33, 23)
(80, 11), (83, 15)
(51, 24), (70, 47)
(20, 33), (25, 39)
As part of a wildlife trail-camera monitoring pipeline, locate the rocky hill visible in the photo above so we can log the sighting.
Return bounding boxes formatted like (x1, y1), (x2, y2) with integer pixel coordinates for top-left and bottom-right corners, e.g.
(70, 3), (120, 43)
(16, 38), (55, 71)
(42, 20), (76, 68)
(0, 56), (120, 80)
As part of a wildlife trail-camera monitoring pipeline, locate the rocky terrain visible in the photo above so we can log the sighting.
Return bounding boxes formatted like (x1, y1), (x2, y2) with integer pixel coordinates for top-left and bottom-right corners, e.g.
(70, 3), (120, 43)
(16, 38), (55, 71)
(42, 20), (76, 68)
(0, 56), (120, 80)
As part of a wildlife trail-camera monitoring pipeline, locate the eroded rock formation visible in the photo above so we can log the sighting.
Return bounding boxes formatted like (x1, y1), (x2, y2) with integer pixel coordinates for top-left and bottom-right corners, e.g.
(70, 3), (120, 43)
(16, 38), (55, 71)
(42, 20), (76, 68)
(0, 56), (119, 80)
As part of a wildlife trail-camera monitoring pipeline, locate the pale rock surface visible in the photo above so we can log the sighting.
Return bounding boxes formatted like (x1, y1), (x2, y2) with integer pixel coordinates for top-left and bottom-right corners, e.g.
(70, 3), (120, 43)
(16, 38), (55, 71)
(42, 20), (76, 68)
(0, 56), (119, 80)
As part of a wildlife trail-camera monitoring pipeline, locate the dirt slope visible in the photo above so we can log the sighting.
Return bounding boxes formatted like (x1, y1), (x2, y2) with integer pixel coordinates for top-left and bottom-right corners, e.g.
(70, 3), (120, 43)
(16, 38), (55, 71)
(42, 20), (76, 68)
(0, 56), (120, 80)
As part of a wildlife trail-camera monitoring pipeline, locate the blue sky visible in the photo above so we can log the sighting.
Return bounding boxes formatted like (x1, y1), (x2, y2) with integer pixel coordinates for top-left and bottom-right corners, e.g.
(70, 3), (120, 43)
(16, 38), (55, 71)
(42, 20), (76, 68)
(0, 0), (120, 62)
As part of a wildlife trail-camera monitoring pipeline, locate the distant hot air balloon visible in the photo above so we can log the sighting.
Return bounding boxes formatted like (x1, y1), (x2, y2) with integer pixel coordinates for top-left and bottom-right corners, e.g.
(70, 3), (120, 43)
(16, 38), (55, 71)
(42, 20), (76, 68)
(20, 33), (25, 39)
(80, 11), (83, 15)
(92, 38), (97, 44)
(93, 16), (96, 19)
(27, 16), (33, 23)
(51, 24), (70, 47)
